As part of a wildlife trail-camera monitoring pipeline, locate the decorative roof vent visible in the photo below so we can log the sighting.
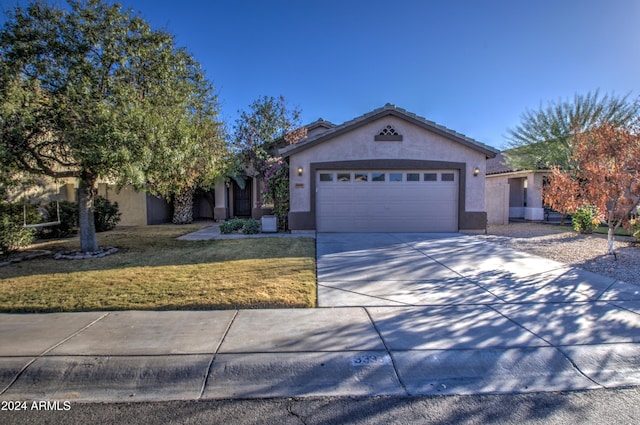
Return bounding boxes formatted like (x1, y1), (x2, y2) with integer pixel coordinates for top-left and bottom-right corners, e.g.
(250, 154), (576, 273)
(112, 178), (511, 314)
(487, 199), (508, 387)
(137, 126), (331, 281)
(374, 125), (403, 141)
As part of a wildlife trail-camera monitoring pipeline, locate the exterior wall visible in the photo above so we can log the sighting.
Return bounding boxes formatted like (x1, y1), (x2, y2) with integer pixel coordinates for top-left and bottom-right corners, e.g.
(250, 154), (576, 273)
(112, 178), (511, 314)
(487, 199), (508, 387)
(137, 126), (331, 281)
(213, 181), (228, 220)
(525, 173), (545, 220)
(146, 194), (172, 225)
(7, 176), (76, 204)
(486, 180), (509, 225)
(98, 184), (148, 226)
(288, 116), (488, 231)
(508, 177), (525, 218)
(486, 171), (547, 223)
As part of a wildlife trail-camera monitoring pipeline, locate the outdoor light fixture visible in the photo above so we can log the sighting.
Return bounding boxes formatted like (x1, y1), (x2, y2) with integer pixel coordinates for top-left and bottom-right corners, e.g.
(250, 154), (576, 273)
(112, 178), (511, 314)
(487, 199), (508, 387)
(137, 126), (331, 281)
(473, 167), (480, 177)
(297, 167), (303, 176)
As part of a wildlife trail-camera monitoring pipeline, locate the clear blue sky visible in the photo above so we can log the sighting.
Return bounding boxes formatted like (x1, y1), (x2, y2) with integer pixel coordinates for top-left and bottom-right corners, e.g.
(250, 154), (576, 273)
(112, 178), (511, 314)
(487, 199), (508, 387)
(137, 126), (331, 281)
(2, 0), (639, 149)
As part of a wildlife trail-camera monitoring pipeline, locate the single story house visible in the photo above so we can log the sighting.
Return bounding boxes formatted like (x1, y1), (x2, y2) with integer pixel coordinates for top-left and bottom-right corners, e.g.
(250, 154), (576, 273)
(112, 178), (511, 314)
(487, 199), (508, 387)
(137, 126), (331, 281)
(278, 103), (498, 233)
(13, 104), (499, 232)
(485, 150), (549, 225)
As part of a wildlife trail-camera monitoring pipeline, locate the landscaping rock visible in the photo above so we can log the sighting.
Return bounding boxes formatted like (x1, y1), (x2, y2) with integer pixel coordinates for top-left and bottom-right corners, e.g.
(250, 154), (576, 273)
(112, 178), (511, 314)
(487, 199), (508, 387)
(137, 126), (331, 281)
(54, 247), (118, 261)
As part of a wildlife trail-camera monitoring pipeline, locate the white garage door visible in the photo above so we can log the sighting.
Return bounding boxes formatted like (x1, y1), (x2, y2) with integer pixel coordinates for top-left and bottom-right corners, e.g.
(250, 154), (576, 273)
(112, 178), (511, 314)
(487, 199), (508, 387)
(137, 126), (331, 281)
(316, 170), (458, 232)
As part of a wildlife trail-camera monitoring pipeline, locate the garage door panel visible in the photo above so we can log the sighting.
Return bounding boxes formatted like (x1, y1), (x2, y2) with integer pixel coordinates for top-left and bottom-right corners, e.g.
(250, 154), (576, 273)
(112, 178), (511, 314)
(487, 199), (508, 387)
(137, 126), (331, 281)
(316, 170), (458, 232)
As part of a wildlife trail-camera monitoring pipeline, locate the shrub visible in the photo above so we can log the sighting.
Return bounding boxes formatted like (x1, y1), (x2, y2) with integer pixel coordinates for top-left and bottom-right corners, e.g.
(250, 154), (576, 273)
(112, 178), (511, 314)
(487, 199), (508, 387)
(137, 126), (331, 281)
(572, 205), (600, 234)
(0, 202), (38, 256)
(94, 196), (121, 232)
(39, 201), (78, 239)
(242, 218), (260, 234)
(0, 217), (35, 256)
(630, 216), (640, 241)
(219, 218), (245, 234)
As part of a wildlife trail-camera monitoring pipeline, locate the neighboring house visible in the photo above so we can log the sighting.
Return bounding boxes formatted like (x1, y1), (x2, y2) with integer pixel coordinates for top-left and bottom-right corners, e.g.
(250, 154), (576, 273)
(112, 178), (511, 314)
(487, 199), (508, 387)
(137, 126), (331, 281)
(485, 151), (549, 225)
(10, 177), (172, 226)
(279, 103), (499, 233)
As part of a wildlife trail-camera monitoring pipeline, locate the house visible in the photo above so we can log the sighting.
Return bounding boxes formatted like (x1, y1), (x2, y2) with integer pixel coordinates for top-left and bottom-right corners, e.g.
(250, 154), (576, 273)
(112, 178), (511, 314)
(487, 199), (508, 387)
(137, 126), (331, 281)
(12, 104), (498, 231)
(10, 176), (172, 226)
(485, 150), (549, 225)
(278, 103), (499, 233)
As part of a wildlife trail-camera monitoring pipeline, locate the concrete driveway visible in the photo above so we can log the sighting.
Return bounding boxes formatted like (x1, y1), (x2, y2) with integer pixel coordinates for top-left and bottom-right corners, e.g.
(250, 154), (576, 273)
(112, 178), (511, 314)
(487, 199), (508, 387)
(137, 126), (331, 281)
(317, 232), (640, 394)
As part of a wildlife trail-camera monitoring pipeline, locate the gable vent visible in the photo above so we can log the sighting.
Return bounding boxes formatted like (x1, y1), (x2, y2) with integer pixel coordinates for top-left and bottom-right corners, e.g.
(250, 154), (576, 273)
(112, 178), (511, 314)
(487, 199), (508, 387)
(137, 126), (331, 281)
(374, 125), (403, 141)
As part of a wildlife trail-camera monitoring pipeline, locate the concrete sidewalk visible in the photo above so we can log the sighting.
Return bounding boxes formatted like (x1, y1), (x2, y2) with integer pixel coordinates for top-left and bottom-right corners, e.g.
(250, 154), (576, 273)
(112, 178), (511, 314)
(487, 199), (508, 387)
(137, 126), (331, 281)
(1, 233), (640, 403)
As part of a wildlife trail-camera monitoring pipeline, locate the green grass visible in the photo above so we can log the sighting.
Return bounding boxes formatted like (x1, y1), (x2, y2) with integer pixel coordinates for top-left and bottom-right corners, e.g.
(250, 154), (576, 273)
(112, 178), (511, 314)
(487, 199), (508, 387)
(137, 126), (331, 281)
(593, 225), (632, 237)
(0, 225), (316, 312)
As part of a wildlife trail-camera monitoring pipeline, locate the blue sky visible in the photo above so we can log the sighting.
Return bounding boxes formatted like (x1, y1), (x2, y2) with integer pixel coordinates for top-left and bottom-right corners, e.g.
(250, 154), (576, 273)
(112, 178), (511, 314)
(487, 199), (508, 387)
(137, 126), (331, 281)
(2, 0), (639, 149)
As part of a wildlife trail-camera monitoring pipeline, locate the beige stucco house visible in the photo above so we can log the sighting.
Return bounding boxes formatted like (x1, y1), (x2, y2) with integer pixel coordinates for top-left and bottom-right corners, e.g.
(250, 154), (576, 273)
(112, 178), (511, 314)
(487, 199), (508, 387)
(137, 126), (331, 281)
(278, 104), (499, 233)
(15, 104), (499, 231)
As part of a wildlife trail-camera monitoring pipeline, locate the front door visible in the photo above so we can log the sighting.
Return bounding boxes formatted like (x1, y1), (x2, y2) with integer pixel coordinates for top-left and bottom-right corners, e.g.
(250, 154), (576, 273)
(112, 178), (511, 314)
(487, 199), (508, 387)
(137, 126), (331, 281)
(233, 179), (252, 217)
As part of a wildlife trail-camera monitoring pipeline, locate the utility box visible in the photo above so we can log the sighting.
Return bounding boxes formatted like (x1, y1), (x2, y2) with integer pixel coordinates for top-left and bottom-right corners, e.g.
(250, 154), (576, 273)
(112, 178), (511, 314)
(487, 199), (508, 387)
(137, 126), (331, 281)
(261, 215), (277, 233)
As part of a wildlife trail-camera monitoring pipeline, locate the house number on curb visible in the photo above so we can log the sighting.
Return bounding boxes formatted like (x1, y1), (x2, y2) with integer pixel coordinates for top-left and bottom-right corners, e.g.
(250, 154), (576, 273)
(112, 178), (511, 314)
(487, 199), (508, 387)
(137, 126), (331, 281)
(351, 354), (391, 366)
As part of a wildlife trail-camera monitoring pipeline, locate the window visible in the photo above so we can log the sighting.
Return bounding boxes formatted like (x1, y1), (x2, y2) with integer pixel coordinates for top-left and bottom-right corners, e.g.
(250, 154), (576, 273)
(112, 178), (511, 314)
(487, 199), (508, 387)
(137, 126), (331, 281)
(389, 173), (403, 182)
(372, 172), (385, 182)
(355, 173), (368, 182)
(442, 173), (455, 181)
(337, 173), (351, 182)
(424, 173), (437, 181)
(407, 173), (420, 182)
(319, 173), (333, 182)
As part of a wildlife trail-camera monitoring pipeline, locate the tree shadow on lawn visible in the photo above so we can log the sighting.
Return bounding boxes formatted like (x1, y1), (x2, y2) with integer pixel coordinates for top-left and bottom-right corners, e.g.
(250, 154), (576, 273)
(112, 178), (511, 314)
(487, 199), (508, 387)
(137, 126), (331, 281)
(0, 236), (317, 280)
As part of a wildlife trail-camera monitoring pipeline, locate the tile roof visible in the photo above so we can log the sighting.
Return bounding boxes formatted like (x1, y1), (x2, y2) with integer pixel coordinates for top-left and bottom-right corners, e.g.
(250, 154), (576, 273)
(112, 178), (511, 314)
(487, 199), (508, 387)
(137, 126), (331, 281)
(280, 103), (499, 158)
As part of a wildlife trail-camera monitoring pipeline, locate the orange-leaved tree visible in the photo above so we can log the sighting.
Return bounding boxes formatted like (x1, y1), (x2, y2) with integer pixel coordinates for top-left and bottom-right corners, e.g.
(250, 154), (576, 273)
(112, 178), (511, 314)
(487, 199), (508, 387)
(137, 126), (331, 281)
(543, 122), (640, 256)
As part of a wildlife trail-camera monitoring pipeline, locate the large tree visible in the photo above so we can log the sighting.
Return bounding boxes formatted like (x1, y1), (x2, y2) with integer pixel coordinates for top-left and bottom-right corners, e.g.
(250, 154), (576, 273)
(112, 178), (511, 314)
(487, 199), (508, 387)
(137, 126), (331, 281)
(543, 122), (640, 256)
(0, 0), (224, 248)
(505, 91), (639, 171)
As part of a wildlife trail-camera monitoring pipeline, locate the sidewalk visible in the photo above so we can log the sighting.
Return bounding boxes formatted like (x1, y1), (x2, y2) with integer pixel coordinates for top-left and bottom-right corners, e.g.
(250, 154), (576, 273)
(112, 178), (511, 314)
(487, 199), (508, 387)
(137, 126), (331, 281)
(2, 304), (640, 403)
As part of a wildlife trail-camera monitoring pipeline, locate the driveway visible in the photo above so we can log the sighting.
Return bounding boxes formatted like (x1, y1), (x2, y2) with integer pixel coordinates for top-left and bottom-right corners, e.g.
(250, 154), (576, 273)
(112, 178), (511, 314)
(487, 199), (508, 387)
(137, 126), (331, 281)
(317, 232), (640, 393)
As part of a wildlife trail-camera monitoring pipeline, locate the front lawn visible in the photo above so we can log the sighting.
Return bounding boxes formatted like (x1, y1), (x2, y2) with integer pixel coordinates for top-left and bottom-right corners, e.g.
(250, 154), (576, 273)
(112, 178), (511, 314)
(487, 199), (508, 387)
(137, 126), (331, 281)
(0, 226), (316, 312)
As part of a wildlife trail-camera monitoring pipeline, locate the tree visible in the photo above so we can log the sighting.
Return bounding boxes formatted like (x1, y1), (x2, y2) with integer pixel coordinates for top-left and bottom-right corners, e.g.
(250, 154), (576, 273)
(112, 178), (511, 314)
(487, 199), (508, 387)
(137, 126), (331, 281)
(0, 0), (224, 248)
(505, 91), (639, 171)
(543, 122), (640, 256)
(139, 62), (225, 225)
(233, 95), (305, 176)
(232, 96), (305, 229)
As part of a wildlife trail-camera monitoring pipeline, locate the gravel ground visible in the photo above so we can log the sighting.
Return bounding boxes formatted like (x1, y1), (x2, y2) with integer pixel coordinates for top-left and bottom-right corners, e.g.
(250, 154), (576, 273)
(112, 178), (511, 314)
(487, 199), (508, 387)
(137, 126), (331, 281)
(476, 223), (639, 286)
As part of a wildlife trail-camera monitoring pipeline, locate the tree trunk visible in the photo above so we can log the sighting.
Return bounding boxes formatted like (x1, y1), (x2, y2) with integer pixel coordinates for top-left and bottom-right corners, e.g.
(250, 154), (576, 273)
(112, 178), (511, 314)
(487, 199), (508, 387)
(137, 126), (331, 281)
(78, 175), (99, 252)
(172, 187), (194, 224)
(607, 226), (616, 257)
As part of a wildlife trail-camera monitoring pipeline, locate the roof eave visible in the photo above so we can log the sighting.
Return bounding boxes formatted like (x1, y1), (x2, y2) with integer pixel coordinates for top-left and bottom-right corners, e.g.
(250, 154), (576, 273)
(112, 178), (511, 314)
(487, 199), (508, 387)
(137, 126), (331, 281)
(281, 106), (499, 158)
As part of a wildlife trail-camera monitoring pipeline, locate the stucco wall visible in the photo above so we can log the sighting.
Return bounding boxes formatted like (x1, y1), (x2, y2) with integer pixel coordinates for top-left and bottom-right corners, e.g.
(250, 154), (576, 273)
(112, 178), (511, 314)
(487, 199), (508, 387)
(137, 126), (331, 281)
(99, 184), (148, 226)
(486, 171), (547, 223)
(289, 116), (488, 215)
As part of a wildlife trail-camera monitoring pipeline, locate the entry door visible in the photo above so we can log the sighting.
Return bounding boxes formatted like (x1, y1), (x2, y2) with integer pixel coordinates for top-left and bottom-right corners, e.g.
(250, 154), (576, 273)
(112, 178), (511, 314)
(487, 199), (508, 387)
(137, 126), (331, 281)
(233, 179), (252, 217)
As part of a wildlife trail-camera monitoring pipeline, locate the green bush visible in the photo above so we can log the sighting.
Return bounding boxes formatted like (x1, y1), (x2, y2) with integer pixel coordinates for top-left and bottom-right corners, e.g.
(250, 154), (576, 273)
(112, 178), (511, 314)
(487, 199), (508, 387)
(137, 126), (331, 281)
(0, 217), (35, 256)
(242, 218), (260, 234)
(630, 216), (640, 241)
(219, 218), (245, 234)
(0, 202), (41, 226)
(572, 205), (600, 234)
(0, 203), (37, 256)
(219, 218), (261, 235)
(94, 196), (121, 232)
(39, 200), (78, 239)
